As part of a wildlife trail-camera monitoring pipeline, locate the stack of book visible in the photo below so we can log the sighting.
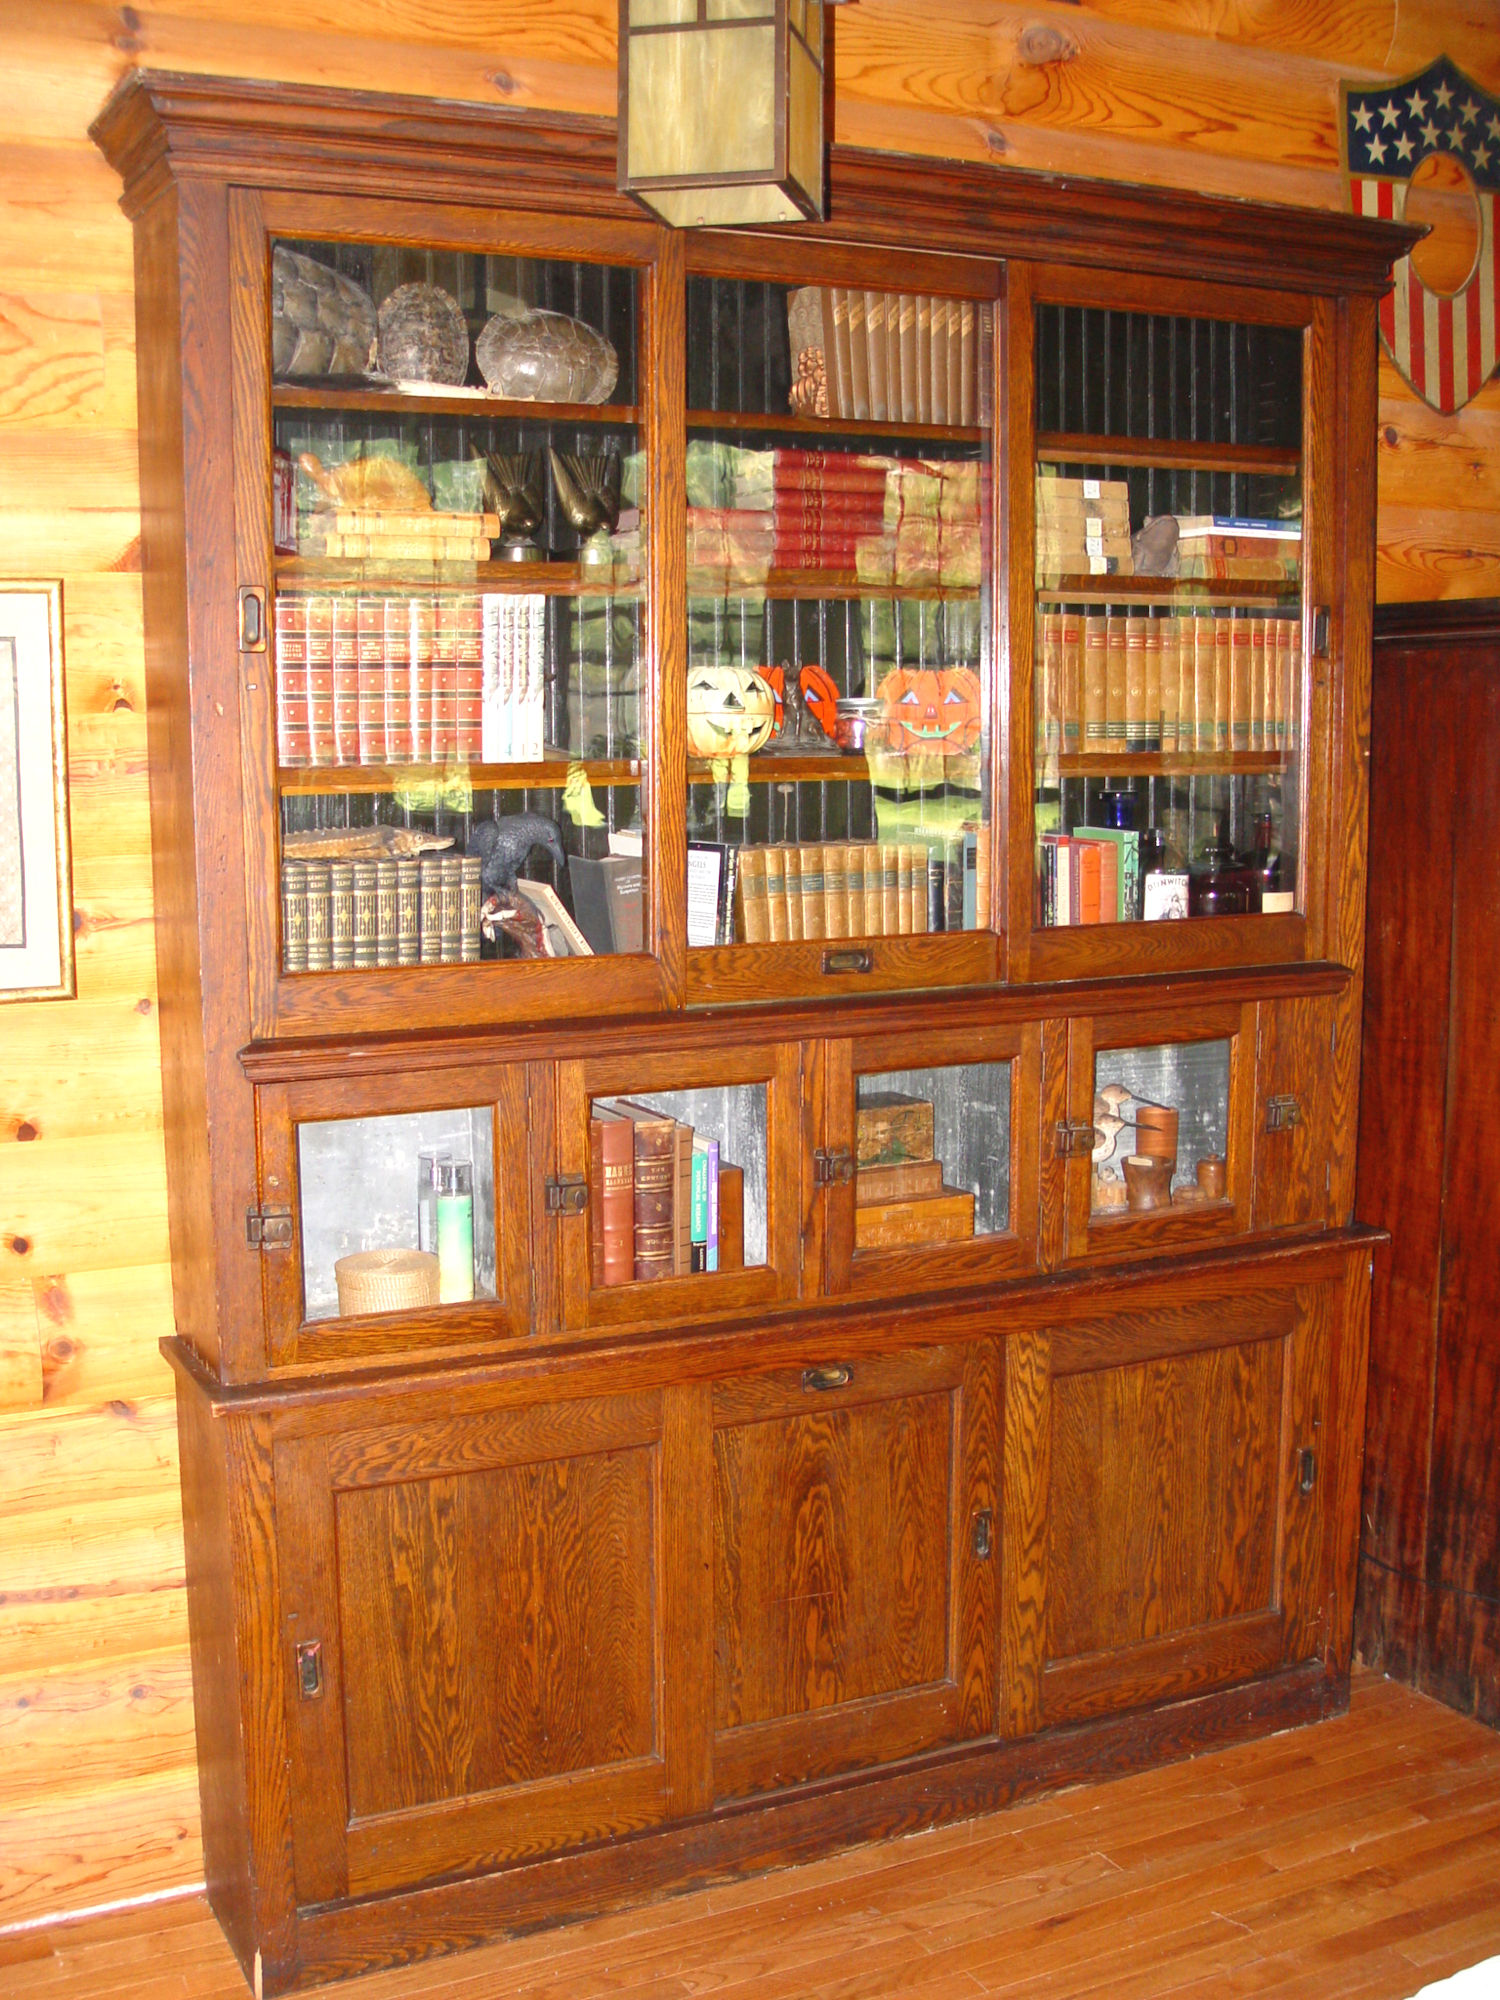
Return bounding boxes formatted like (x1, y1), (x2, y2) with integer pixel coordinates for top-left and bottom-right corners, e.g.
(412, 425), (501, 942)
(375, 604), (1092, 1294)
(785, 288), (981, 426)
(1036, 828), (1140, 927)
(734, 836), (990, 944)
(854, 1089), (975, 1250)
(589, 1099), (746, 1286)
(280, 851), (482, 971)
(1174, 516), (1300, 582)
(1036, 476), (1133, 576)
(299, 507), (498, 563)
(274, 590), (548, 769)
(1034, 610), (1302, 762)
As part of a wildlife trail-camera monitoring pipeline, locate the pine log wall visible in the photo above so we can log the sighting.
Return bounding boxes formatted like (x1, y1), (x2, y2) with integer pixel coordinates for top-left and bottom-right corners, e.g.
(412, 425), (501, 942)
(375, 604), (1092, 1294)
(0, 0), (1496, 1937)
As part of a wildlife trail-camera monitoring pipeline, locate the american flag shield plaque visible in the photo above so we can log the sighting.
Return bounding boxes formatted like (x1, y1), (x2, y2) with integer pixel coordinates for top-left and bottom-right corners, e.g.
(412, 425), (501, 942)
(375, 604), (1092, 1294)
(1342, 56), (1500, 414)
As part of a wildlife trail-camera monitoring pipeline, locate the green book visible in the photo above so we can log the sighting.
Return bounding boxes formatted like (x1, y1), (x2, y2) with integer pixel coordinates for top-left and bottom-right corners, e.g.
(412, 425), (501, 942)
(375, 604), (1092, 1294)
(690, 1138), (711, 1274)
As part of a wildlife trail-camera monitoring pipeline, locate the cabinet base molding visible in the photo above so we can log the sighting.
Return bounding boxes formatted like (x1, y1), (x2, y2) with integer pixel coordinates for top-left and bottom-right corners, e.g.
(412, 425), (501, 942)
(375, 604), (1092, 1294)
(248, 1664), (1346, 1995)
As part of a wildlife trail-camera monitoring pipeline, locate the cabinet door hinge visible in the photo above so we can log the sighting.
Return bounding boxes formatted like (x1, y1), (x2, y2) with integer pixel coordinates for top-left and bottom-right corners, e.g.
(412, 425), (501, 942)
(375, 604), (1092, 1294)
(1055, 1120), (1095, 1159)
(544, 1173), (588, 1217)
(245, 1204), (292, 1251)
(1265, 1094), (1302, 1132)
(813, 1147), (855, 1188)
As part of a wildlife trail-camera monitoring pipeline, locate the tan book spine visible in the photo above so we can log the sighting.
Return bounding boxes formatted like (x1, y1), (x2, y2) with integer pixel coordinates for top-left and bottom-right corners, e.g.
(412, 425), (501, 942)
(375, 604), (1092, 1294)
(1124, 615), (1148, 753)
(864, 289), (890, 424)
(896, 292), (918, 423)
(673, 1123), (695, 1277)
(717, 1162), (745, 1272)
(975, 828), (992, 930)
(1105, 613), (1129, 753)
(843, 843), (866, 938)
(844, 288), (870, 422)
(1144, 615), (1163, 753)
(863, 844), (885, 938)
(1214, 615), (1233, 752)
(957, 300), (976, 426)
(822, 842), (848, 939)
(1083, 614), (1108, 752)
(822, 287), (851, 421)
(782, 844), (805, 940)
(914, 295), (933, 424)
(909, 845), (930, 934)
(1159, 617), (1180, 752)
(1060, 608), (1083, 752)
(880, 842), (901, 935)
(895, 845), (913, 934)
(1194, 616), (1216, 752)
(1035, 612), (1056, 764)
(1230, 615), (1253, 750)
(736, 846), (769, 944)
(763, 845), (789, 943)
(931, 296), (952, 425)
(1248, 617), (1266, 751)
(798, 842), (826, 941)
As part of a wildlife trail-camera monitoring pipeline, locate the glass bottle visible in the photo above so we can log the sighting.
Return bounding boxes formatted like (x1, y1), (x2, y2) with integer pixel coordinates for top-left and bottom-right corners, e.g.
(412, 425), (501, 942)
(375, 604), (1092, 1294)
(1249, 808), (1295, 914)
(417, 1148), (449, 1254)
(1188, 823), (1255, 916)
(436, 1157), (475, 1303)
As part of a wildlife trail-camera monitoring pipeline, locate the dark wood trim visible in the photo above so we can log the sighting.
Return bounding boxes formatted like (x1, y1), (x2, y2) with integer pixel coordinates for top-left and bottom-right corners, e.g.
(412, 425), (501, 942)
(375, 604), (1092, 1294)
(1373, 598), (1500, 646)
(89, 72), (1416, 296)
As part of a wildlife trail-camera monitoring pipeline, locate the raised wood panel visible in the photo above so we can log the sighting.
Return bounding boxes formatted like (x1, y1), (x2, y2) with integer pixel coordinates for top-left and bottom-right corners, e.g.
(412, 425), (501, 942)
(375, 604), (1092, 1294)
(1253, 994), (1335, 1234)
(336, 1450), (657, 1817)
(1044, 1336), (1282, 1662)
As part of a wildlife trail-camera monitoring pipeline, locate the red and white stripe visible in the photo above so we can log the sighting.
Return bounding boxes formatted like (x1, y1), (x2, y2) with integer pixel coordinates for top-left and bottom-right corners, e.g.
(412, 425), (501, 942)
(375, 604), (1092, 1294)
(1352, 173), (1500, 414)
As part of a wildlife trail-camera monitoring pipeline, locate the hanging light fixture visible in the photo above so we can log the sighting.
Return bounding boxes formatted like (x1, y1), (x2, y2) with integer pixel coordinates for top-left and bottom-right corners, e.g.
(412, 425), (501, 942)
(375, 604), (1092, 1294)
(618, 0), (836, 228)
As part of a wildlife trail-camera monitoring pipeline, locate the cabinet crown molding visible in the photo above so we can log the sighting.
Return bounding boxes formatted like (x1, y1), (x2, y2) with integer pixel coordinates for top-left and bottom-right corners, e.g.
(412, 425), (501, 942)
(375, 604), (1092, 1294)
(90, 68), (1418, 294)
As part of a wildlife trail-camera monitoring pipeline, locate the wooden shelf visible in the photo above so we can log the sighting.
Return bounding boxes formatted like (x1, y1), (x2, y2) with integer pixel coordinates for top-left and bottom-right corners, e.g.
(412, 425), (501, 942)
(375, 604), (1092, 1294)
(279, 756), (641, 795)
(275, 557), (637, 596)
(688, 409), (985, 445)
(1037, 432), (1300, 477)
(273, 383), (638, 425)
(1037, 577), (1299, 609)
(689, 567), (979, 602)
(1052, 750), (1292, 777)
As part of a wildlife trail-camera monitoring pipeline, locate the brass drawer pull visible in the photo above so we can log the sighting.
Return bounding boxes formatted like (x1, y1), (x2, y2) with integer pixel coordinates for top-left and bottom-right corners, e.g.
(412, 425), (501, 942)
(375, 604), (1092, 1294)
(823, 947), (873, 975)
(802, 1363), (852, 1392)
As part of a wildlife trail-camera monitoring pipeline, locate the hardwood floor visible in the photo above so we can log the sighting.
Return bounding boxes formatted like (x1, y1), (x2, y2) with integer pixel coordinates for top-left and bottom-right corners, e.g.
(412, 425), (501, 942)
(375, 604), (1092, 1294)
(2, 1671), (1497, 2000)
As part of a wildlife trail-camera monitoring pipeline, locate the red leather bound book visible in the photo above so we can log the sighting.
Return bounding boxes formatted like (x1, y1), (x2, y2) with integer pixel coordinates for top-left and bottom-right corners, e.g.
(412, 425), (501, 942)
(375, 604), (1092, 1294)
(589, 1106), (635, 1288)
(607, 1100), (678, 1283)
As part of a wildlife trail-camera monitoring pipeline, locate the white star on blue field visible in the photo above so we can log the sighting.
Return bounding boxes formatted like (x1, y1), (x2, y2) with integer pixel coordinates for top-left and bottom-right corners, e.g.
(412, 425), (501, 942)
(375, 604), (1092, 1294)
(1347, 57), (1500, 186)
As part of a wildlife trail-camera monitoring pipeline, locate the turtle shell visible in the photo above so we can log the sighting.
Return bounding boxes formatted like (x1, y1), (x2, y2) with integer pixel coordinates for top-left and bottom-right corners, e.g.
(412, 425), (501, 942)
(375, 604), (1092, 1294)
(475, 310), (619, 404)
(376, 282), (470, 388)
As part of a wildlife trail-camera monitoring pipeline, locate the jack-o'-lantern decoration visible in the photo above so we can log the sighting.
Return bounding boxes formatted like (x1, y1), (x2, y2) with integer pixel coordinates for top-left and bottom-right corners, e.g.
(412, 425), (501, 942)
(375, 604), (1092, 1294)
(875, 666), (983, 755)
(686, 663), (777, 760)
(797, 662), (842, 739)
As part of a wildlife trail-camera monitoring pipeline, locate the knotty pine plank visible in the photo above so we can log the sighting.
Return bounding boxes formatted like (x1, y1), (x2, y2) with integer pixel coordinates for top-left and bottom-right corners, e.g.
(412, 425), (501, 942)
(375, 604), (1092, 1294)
(0, 1129), (169, 1274)
(0, 1765), (201, 1934)
(25, 1264), (177, 1409)
(0, 1651), (196, 1811)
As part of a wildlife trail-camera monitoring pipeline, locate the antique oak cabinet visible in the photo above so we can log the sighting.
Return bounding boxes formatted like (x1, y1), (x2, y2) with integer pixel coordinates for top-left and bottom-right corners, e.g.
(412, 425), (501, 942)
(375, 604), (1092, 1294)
(93, 72), (1408, 1994)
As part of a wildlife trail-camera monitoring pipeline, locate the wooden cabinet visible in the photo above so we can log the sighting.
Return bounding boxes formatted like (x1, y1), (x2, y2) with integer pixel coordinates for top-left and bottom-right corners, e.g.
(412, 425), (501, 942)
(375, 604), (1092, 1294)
(94, 68), (1401, 1995)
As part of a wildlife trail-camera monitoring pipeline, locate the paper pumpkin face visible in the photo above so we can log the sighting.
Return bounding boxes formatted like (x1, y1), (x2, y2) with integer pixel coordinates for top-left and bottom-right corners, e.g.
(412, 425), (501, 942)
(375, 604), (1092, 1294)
(876, 666), (983, 754)
(686, 663), (777, 760)
(798, 662), (842, 740)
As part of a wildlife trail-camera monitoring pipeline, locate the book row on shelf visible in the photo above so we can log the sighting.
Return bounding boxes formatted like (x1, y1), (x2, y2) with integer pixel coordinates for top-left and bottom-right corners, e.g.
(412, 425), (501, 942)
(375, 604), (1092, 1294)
(734, 836), (990, 945)
(1034, 478), (1302, 584)
(274, 591), (547, 769)
(853, 1089), (979, 1251)
(590, 1100), (746, 1286)
(1035, 610), (1302, 763)
(1036, 806), (1292, 929)
(686, 449), (984, 591)
(784, 286), (983, 426)
(280, 852), (482, 971)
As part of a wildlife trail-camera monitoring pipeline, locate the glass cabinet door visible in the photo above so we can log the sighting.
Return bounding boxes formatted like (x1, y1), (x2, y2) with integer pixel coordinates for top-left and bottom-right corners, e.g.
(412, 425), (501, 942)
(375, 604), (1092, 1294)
(821, 1023), (1039, 1298)
(255, 1066), (532, 1366)
(1055, 1002), (1255, 1266)
(1017, 277), (1314, 981)
(679, 249), (1000, 1003)
(240, 198), (671, 1036)
(554, 1043), (803, 1332)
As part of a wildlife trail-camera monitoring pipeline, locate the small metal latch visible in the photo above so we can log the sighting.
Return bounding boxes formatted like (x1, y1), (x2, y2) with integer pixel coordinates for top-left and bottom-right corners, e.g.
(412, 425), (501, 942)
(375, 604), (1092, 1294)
(246, 1204), (293, 1251)
(823, 947), (873, 975)
(972, 1509), (994, 1561)
(1055, 1120), (1096, 1159)
(813, 1148), (855, 1187)
(1298, 1448), (1317, 1494)
(544, 1174), (588, 1217)
(1312, 605), (1331, 658)
(295, 1640), (323, 1700)
(802, 1363), (852, 1392)
(1265, 1094), (1302, 1132)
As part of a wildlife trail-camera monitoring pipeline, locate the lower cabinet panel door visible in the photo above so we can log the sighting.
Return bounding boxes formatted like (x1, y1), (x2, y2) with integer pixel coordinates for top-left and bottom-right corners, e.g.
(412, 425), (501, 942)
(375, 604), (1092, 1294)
(274, 1389), (680, 1904)
(711, 1342), (998, 1801)
(1011, 1281), (1339, 1732)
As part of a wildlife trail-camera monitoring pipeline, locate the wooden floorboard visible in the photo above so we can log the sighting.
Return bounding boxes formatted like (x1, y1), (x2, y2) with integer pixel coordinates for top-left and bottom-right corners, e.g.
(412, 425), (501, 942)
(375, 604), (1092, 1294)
(3, 1672), (1498, 2000)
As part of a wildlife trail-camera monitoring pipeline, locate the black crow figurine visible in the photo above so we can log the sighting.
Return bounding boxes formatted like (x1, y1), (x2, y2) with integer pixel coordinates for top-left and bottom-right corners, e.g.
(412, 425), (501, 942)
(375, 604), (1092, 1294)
(466, 813), (568, 900)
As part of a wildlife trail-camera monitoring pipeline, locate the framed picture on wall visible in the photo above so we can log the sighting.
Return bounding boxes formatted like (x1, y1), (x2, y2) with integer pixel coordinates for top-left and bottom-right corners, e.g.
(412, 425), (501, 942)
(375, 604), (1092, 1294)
(1, 582), (73, 1002)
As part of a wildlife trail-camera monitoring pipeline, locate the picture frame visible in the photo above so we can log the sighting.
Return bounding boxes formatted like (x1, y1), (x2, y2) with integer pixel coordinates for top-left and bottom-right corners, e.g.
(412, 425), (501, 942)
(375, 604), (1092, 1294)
(0, 581), (73, 1002)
